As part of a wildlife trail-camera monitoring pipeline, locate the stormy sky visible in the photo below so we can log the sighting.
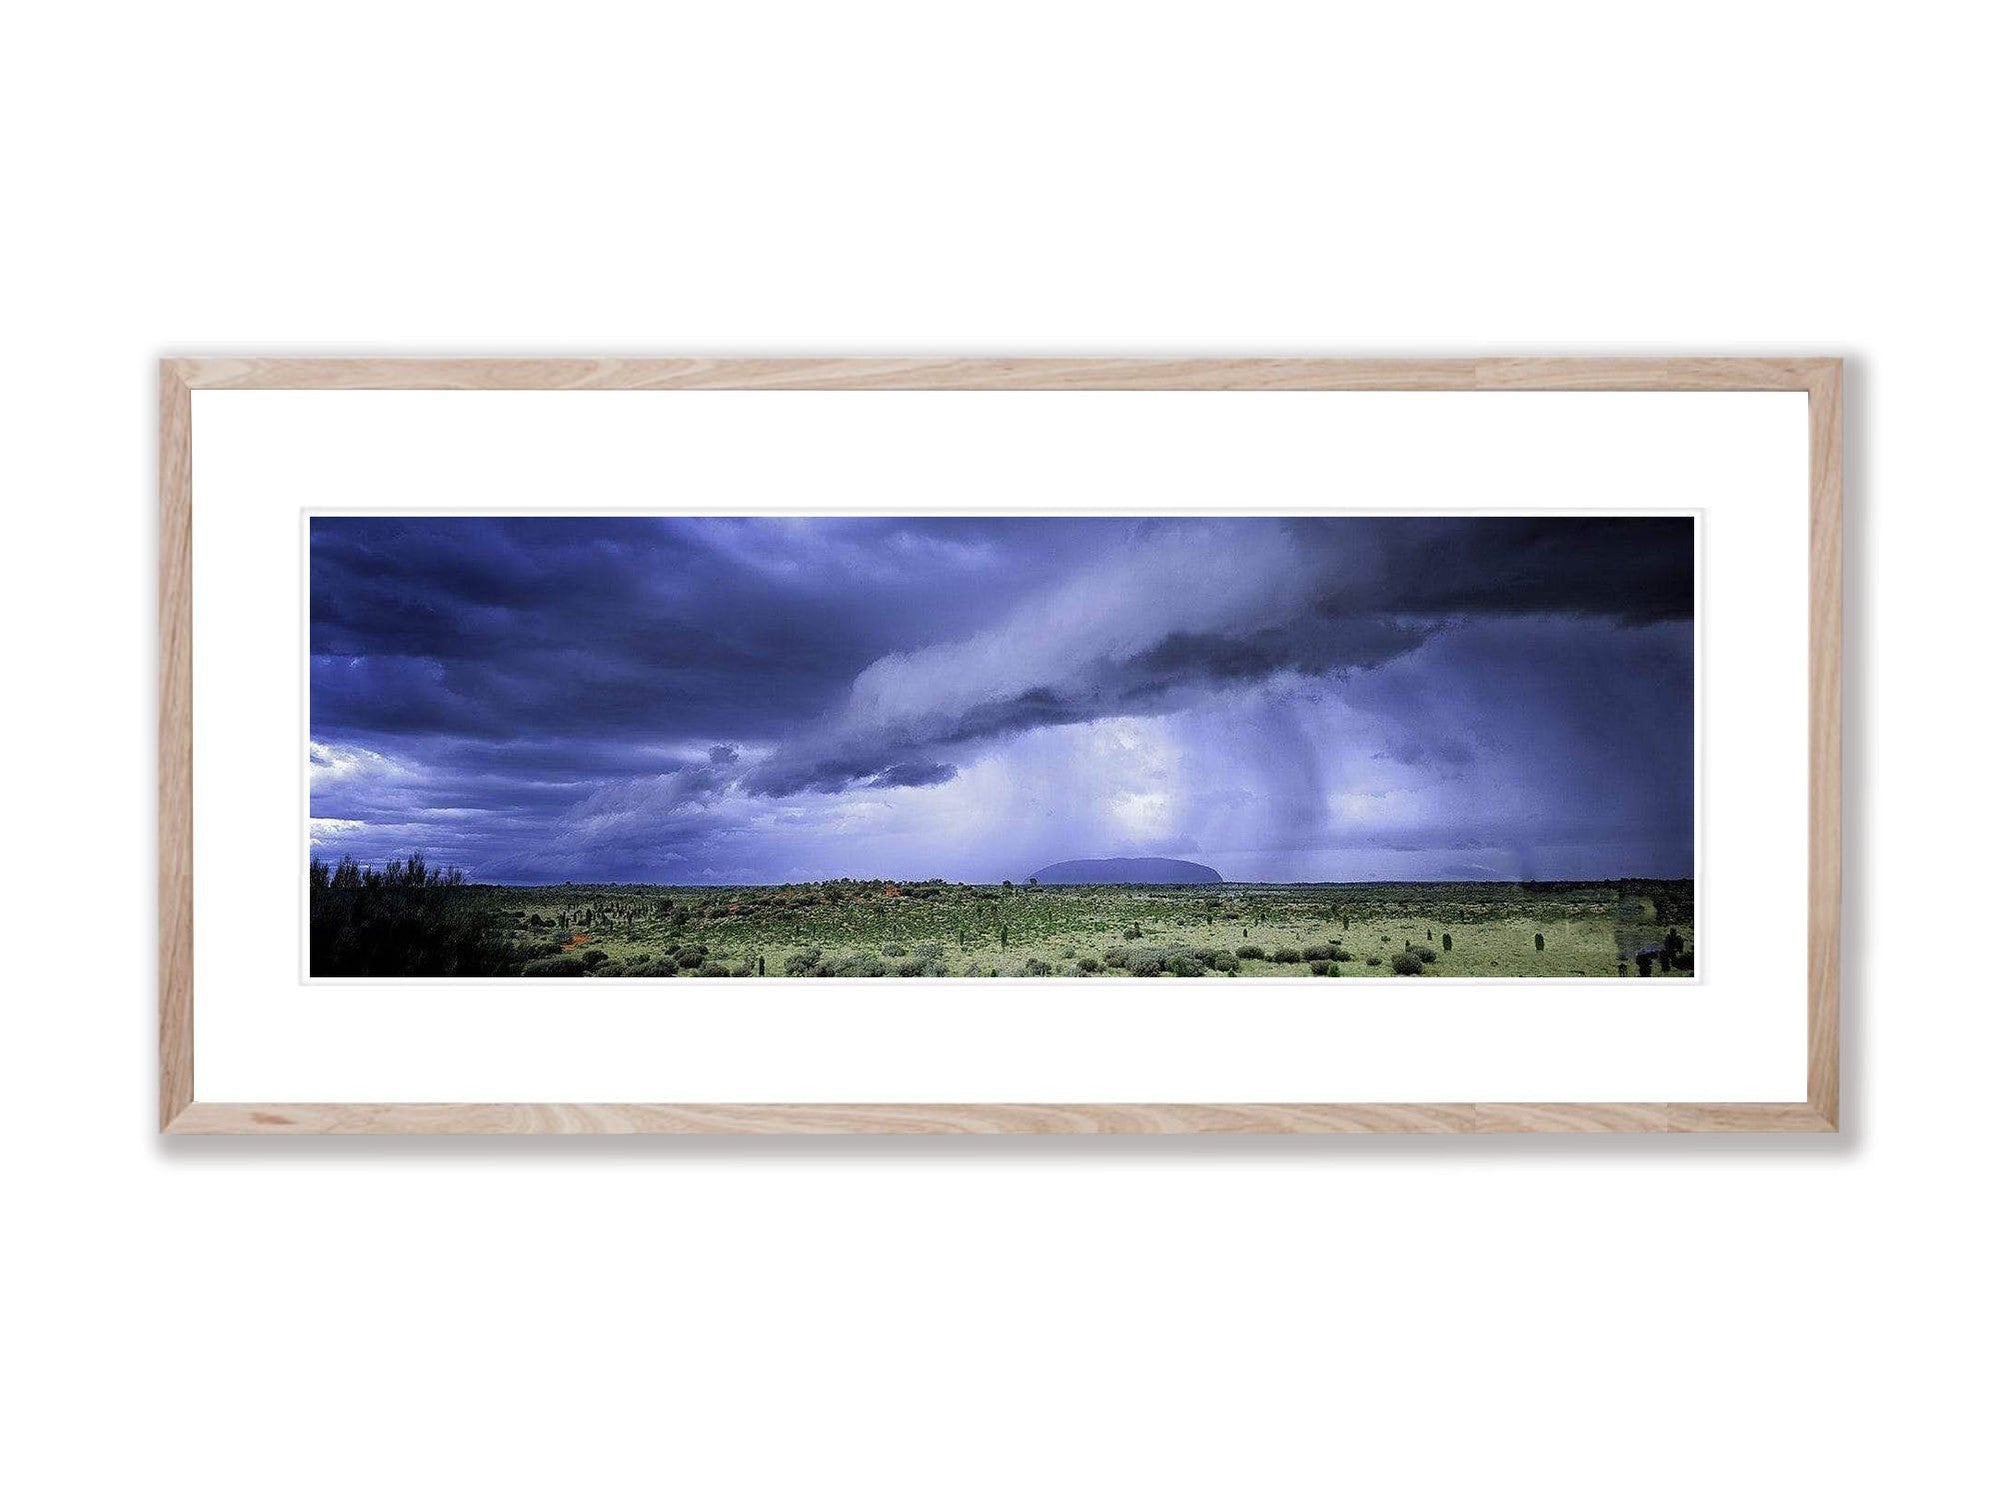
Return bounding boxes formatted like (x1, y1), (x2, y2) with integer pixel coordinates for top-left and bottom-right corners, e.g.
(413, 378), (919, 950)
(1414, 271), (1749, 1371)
(308, 516), (1694, 885)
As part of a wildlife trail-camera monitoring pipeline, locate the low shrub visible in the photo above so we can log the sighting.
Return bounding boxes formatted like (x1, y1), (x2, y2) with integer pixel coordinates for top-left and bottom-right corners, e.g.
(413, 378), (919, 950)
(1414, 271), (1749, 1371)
(1076, 956), (1103, 974)
(579, 948), (610, 968)
(817, 951), (888, 978)
(1390, 951), (1424, 975)
(521, 955), (588, 977)
(1021, 957), (1053, 976)
(1271, 947), (1303, 964)
(1236, 944), (1265, 960)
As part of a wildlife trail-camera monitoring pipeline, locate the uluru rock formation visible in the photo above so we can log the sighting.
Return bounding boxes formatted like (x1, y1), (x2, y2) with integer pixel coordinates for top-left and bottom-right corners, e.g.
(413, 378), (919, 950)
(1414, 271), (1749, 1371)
(1027, 857), (1222, 885)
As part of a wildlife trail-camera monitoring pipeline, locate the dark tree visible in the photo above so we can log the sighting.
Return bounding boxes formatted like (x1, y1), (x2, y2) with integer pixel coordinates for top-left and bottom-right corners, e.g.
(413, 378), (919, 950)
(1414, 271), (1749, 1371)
(309, 851), (515, 977)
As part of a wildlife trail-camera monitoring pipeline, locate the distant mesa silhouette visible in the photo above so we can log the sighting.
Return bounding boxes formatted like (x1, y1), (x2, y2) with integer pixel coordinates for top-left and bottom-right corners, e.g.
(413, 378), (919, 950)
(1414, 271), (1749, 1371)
(1027, 857), (1222, 886)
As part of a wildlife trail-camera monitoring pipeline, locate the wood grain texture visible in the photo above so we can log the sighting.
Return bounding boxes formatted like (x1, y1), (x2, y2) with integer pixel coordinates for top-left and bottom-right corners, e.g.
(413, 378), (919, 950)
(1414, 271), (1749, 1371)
(168, 1102), (1481, 1135)
(163, 1100), (1837, 1135)
(159, 356), (1842, 1135)
(1667, 1103), (1836, 1133)
(1473, 356), (1837, 391)
(174, 356), (1484, 391)
(1473, 1103), (1670, 1133)
(159, 362), (193, 1131)
(1806, 361), (1843, 1128)
(170, 355), (1843, 393)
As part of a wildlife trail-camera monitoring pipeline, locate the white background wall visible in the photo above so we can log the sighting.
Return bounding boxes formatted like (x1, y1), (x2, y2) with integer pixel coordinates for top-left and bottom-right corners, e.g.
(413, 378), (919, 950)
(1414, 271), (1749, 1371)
(3, 4), (1990, 1496)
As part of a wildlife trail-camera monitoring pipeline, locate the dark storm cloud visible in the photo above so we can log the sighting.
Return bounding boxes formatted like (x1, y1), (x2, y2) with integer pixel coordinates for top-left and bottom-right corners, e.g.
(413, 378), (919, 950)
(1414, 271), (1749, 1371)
(309, 516), (1694, 882)
(736, 615), (1433, 795)
(737, 751), (956, 797)
(1122, 616), (1435, 689)
(867, 761), (960, 789)
(1305, 516), (1695, 624)
(310, 516), (1066, 743)
(735, 517), (1690, 800)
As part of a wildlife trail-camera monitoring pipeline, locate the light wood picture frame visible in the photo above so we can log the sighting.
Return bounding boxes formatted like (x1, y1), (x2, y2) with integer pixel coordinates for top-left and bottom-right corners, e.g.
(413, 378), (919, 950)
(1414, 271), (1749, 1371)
(159, 357), (1841, 1135)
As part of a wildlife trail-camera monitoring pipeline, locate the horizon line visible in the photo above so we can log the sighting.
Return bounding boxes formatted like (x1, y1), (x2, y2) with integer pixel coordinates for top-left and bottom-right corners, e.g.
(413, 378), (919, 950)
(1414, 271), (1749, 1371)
(369, 875), (1696, 889)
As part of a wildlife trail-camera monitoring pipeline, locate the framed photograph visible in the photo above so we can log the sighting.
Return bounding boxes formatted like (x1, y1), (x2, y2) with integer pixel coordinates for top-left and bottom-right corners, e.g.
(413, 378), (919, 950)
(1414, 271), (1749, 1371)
(160, 357), (1840, 1134)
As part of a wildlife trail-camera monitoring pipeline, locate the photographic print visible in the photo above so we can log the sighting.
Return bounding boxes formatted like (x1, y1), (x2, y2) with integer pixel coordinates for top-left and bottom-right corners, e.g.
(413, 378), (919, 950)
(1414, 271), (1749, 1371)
(308, 514), (1696, 981)
(168, 360), (1835, 1134)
